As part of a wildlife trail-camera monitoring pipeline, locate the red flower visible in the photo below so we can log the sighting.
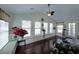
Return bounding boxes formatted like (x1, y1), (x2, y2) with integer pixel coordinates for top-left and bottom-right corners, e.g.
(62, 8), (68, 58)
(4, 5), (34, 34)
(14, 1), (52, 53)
(12, 27), (28, 37)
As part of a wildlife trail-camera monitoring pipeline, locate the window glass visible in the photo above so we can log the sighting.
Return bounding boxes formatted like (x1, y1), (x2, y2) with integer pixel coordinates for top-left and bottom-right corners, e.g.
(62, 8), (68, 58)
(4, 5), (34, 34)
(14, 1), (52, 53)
(44, 22), (48, 34)
(22, 20), (31, 37)
(49, 23), (53, 33)
(35, 22), (41, 35)
(57, 25), (63, 33)
(68, 23), (75, 36)
(0, 20), (9, 49)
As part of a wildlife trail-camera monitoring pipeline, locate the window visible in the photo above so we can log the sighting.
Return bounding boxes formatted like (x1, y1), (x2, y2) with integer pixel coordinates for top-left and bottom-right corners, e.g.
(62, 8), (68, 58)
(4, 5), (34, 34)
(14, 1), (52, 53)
(49, 23), (53, 33)
(22, 20), (31, 37)
(57, 25), (63, 33)
(0, 20), (9, 49)
(44, 22), (48, 34)
(35, 22), (41, 35)
(68, 23), (75, 37)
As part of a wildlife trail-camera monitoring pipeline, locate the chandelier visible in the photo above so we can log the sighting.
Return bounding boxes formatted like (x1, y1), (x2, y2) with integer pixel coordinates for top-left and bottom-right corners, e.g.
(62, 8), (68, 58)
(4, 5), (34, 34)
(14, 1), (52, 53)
(47, 4), (55, 16)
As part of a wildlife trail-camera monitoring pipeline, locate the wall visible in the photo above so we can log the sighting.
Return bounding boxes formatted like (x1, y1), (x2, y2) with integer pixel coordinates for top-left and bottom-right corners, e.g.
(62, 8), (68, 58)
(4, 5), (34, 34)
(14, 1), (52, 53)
(9, 11), (79, 44)
(55, 19), (79, 38)
(9, 12), (56, 44)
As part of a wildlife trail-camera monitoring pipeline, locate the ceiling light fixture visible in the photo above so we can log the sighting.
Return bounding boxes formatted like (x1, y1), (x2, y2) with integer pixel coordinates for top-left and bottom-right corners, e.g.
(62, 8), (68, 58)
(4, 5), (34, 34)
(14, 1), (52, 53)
(47, 4), (55, 16)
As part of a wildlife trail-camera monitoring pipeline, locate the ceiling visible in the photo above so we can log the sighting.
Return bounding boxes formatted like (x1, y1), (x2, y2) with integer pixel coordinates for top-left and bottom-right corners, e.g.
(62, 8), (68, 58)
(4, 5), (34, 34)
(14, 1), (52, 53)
(0, 4), (79, 20)
(0, 4), (48, 14)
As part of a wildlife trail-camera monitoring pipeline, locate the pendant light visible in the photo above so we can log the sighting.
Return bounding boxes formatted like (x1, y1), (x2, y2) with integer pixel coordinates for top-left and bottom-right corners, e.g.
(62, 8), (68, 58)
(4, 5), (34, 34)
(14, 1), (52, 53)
(47, 4), (55, 16)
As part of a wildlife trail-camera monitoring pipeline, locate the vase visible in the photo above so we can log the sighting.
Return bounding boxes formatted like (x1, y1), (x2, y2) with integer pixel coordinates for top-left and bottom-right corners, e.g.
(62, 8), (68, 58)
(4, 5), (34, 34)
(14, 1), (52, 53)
(14, 35), (17, 40)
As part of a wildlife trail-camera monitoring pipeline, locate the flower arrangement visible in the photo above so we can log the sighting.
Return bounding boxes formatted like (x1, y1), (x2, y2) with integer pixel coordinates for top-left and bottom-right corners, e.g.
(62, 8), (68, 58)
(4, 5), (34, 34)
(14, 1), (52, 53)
(12, 27), (28, 38)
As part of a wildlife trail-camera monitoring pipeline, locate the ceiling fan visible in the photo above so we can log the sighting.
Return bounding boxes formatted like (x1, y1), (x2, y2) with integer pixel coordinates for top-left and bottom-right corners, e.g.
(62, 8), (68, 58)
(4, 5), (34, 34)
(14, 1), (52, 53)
(47, 4), (55, 16)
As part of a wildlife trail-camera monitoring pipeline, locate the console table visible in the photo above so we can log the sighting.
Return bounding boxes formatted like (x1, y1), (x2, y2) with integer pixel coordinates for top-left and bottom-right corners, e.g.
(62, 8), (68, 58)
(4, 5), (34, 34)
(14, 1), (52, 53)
(17, 40), (26, 46)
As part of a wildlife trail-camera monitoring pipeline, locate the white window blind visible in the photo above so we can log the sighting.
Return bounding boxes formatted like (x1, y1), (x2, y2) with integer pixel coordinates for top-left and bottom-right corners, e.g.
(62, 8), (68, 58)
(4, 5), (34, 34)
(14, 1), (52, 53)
(0, 20), (9, 49)
(22, 20), (31, 37)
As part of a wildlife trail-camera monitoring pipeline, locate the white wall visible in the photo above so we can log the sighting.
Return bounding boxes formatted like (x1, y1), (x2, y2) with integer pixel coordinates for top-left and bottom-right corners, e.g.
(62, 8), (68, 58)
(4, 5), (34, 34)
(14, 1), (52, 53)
(55, 19), (79, 38)
(9, 11), (79, 44)
(9, 12), (56, 44)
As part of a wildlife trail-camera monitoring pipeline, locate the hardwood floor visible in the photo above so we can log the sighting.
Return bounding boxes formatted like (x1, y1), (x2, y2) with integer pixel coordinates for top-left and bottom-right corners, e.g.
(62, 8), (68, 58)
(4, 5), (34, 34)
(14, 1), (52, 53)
(15, 45), (26, 54)
(15, 45), (50, 54)
(15, 36), (79, 54)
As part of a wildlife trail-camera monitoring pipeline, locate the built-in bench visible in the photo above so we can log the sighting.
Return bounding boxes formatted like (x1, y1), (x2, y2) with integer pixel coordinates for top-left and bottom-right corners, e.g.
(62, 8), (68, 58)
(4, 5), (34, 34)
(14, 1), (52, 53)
(0, 40), (17, 54)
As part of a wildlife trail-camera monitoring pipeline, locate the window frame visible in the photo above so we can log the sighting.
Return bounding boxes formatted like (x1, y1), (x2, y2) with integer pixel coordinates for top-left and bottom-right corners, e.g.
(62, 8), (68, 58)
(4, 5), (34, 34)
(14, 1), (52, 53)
(22, 20), (31, 37)
(57, 24), (63, 34)
(49, 23), (53, 33)
(35, 21), (41, 35)
(68, 23), (75, 37)
(43, 22), (48, 34)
